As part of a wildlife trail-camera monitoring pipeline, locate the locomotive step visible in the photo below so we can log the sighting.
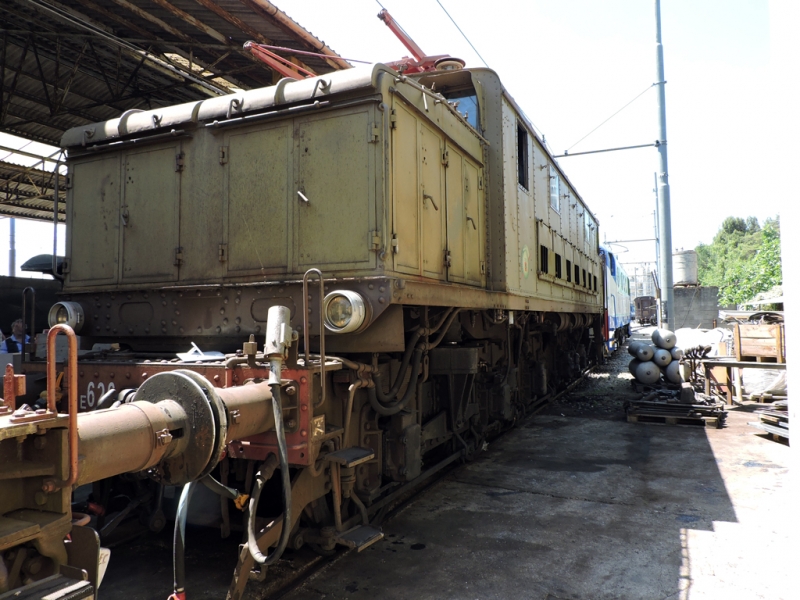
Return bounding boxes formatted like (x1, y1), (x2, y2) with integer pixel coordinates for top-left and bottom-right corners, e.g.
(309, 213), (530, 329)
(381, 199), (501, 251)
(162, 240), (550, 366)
(334, 525), (384, 552)
(324, 447), (375, 468)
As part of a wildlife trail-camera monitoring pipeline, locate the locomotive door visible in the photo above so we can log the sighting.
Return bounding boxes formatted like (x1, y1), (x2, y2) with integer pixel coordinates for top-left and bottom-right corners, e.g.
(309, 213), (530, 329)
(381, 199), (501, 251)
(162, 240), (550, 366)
(390, 103), (420, 275)
(295, 108), (375, 270)
(120, 144), (181, 283)
(67, 155), (121, 285)
(445, 143), (484, 286)
(419, 123), (446, 280)
(390, 101), (446, 280)
(224, 124), (291, 275)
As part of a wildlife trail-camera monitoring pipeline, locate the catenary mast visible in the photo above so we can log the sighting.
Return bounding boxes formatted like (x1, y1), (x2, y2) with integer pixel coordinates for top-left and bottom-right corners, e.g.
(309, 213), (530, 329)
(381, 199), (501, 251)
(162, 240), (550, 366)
(655, 0), (674, 329)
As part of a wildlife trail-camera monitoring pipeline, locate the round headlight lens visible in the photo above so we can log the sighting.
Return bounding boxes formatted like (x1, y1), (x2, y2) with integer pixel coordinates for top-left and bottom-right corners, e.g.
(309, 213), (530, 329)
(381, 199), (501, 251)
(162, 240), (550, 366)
(48, 302), (85, 333)
(326, 296), (353, 329)
(323, 291), (367, 334)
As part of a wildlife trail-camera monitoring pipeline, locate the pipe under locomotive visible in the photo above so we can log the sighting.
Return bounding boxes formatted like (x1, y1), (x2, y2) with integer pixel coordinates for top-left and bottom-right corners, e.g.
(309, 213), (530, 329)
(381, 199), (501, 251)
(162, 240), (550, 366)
(1, 62), (606, 599)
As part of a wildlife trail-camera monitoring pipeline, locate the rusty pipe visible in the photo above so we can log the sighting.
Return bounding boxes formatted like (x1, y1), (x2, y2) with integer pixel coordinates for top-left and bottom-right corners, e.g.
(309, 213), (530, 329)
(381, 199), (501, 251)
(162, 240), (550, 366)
(46, 325), (78, 490)
(217, 381), (275, 441)
(75, 400), (189, 486)
(74, 379), (276, 486)
(342, 381), (363, 447)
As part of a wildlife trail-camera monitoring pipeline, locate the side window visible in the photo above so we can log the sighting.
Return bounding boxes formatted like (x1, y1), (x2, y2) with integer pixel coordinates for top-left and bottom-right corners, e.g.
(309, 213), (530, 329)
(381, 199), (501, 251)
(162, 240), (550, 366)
(574, 263), (580, 285)
(549, 165), (560, 211)
(566, 259), (572, 282)
(539, 245), (549, 274)
(517, 124), (529, 190)
(555, 254), (562, 279)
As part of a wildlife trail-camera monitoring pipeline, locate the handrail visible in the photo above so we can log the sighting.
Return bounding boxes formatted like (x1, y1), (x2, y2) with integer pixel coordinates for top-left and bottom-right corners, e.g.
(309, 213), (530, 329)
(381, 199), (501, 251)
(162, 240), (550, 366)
(302, 269), (326, 408)
(45, 324), (79, 490)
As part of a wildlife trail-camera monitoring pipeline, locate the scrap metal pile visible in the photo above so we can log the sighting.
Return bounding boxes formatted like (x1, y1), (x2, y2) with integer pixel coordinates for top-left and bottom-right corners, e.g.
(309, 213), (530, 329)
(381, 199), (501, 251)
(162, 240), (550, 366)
(625, 329), (726, 428)
(624, 389), (727, 429)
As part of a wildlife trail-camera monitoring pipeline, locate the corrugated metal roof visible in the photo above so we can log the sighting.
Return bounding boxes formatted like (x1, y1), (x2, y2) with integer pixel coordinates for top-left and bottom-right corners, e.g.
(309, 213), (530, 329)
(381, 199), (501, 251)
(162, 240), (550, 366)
(0, 0), (348, 221)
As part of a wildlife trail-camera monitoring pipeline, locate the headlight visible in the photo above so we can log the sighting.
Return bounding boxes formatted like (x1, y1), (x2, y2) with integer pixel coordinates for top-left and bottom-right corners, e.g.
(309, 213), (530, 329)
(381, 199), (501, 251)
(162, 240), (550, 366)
(323, 290), (366, 334)
(48, 301), (84, 332)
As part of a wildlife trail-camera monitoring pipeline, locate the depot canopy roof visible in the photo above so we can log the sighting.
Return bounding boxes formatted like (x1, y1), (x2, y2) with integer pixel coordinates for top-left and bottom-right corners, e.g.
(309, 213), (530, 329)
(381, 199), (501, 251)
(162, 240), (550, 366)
(0, 0), (349, 220)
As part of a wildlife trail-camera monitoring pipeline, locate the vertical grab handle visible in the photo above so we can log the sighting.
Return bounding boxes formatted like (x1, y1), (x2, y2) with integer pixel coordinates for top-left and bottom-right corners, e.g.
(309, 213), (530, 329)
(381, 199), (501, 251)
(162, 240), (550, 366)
(302, 269), (326, 408)
(44, 324), (79, 491)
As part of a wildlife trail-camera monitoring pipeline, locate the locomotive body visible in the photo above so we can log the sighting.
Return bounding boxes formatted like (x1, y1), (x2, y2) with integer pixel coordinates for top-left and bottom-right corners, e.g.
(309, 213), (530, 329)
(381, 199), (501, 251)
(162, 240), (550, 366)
(2, 63), (606, 598)
(57, 63), (601, 350)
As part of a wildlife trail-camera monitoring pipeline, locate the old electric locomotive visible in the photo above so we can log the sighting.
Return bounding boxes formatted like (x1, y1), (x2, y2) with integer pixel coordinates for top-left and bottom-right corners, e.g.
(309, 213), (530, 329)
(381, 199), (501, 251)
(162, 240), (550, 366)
(1, 55), (604, 598)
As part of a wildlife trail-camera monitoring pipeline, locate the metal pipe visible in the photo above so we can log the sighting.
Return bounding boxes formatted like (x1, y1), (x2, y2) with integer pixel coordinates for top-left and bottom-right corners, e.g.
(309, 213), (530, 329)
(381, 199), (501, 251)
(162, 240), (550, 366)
(342, 381), (363, 447)
(52, 159), (64, 282)
(302, 269), (326, 408)
(21, 287), (35, 358)
(75, 399), (188, 486)
(331, 461), (343, 531)
(218, 381), (275, 441)
(243, 0), (351, 71)
(8, 218), (15, 277)
(554, 142), (657, 158)
(655, 0), (674, 330)
(46, 325), (78, 489)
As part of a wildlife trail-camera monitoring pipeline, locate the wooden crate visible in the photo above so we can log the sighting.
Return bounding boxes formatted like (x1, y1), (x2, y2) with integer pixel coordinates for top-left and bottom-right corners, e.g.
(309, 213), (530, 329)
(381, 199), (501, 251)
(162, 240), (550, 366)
(733, 323), (785, 362)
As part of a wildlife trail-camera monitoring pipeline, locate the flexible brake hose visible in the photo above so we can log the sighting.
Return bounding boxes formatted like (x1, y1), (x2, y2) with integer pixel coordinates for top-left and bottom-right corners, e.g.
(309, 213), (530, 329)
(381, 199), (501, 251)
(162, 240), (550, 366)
(373, 330), (422, 402)
(170, 481), (197, 600)
(373, 308), (457, 402)
(247, 383), (292, 566)
(368, 348), (423, 416)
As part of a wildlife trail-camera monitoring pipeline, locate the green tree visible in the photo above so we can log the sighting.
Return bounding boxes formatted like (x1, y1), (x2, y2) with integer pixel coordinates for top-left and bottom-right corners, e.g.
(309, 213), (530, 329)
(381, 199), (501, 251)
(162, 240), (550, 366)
(696, 216), (782, 305)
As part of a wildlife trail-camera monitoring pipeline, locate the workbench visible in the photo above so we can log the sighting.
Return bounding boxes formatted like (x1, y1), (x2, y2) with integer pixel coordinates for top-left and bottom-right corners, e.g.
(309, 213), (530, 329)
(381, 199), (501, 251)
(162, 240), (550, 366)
(700, 358), (786, 405)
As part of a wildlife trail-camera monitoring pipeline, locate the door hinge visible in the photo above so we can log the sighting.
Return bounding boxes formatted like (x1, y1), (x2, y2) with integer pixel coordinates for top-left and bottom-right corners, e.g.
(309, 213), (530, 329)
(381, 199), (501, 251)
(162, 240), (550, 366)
(478, 176), (484, 190)
(480, 261), (486, 274)
(370, 123), (380, 143)
(175, 152), (185, 172)
(371, 231), (381, 250)
(390, 110), (397, 129)
(65, 175), (73, 189)
(441, 150), (449, 167)
(218, 243), (228, 262)
(444, 250), (452, 268)
(391, 234), (399, 254)
(174, 247), (183, 266)
(62, 260), (70, 274)
(219, 146), (228, 164)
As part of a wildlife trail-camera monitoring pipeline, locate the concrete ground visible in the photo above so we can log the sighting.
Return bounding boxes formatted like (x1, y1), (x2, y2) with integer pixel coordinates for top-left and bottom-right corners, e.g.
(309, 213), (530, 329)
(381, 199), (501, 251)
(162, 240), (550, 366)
(278, 329), (791, 600)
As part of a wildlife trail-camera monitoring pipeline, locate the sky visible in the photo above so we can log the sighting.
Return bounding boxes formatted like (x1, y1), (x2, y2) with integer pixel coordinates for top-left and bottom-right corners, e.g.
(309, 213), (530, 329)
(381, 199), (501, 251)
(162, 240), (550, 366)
(0, 0), (778, 278)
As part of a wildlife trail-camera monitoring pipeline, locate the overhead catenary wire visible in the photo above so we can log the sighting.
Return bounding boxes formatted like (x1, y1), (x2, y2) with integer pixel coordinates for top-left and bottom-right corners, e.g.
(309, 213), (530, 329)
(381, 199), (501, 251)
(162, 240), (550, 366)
(434, 0), (490, 69)
(563, 83), (656, 153)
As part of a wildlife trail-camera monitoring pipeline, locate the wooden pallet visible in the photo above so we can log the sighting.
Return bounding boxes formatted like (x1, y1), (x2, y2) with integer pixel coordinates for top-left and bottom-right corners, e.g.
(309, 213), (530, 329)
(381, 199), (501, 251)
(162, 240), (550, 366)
(627, 412), (723, 429)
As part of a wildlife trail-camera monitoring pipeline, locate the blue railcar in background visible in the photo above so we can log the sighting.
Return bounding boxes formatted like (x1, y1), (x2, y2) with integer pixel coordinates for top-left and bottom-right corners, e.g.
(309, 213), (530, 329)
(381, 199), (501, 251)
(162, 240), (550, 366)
(599, 245), (631, 353)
